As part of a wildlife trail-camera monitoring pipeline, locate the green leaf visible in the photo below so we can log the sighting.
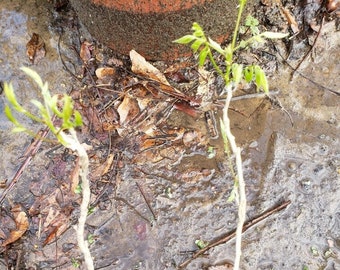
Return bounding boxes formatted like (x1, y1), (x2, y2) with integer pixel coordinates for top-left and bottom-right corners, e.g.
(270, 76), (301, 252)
(198, 47), (209, 67)
(195, 239), (208, 249)
(245, 15), (259, 27)
(74, 111), (83, 127)
(50, 95), (63, 117)
(254, 65), (269, 93)
(243, 66), (254, 83)
(224, 44), (233, 64)
(192, 22), (202, 31)
(12, 126), (27, 133)
(4, 105), (19, 125)
(227, 188), (236, 202)
(261, 31), (289, 39)
(208, 37), (225, 55)
(30, 99), (45, 112)
(62, 94), (73, 126)
(4, 82), (26, 114)
(173, 35), (196, 44)
(190, 39), (204, 52)
(250, 26), (260, 36)
(192, 22), (204, 37)
(253, 35), (265, 43)
(20, 67), (44, 90)
(232, 63), (243, 86)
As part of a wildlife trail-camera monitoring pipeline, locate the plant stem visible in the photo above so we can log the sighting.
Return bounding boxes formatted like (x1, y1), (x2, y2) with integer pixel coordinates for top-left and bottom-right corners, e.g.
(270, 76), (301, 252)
(208, 50), (224, 77)
(231, 0), (247, 51)
(61, 129), (94, 270)
(222, 85), (246, 270)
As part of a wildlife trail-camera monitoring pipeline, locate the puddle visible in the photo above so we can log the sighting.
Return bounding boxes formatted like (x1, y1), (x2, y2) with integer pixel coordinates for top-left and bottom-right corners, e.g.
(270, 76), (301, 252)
(0, 1), (339, 270)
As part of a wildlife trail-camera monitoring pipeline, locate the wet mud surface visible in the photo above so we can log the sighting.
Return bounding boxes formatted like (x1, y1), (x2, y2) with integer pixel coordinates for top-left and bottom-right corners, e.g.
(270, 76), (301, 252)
(0, 1), (339, 270)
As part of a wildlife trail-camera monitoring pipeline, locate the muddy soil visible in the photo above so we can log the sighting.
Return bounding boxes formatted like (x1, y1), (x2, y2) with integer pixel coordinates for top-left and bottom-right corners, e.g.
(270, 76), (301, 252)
(0, 1), (339, 270)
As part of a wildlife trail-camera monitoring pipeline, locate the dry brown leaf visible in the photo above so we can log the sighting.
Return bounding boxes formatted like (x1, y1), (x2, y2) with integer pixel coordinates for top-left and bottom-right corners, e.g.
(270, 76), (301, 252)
(130, 50), (200, 106)
(26, 33), (45, 64)
(130, 50), (170, 85)
(2, 205), (29, 246)
(117, 95), (140, 125)
(91, 154), (114, 179)
(80, 41), (94, 63)
(95, 67), (117, 79)
(327, 0), (340, 12)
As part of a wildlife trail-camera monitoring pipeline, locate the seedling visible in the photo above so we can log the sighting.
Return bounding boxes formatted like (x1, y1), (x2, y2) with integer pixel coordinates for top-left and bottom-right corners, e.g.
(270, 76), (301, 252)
(175, 0), (288, 269)
(4, 67), (94, 270)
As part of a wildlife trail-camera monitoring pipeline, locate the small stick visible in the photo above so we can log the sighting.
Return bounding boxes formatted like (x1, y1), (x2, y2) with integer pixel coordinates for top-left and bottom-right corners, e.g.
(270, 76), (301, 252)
(136, 182), (157, 221)
(290, 16), (324, 79)
(0, 127), (50, 205)
(178, 200), (291, 269)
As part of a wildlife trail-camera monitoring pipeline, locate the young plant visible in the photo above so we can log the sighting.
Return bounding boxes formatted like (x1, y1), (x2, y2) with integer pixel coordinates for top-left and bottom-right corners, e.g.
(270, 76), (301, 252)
(4, 67), (94, 270)
(174, 0), (288, 269)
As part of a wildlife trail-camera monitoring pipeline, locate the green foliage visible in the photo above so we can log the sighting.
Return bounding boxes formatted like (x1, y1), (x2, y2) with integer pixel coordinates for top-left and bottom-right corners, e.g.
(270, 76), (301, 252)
(174, 3), (287, 93)
(195, 239), (209, 249)
(4, 67), (83, 145)
(87, 233), (95, 245)
(175, 0), (288, 205)
(71, 258), (81, 268)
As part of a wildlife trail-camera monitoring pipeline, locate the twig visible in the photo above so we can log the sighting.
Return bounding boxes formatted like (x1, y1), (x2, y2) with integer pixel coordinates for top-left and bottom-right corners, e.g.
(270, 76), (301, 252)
(230, 90), (279, 101)
(178, 200), (291, 269)
(0, 127), (50, 205)
(136, 182), (157, 221)
(271, 43), (340, 96)
(290, 16), (324, 79)
(57, 33), (81, 82)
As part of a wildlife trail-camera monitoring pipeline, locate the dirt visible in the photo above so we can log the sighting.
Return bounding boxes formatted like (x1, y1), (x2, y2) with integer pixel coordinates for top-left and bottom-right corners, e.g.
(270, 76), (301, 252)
(0, 1), (339, 270)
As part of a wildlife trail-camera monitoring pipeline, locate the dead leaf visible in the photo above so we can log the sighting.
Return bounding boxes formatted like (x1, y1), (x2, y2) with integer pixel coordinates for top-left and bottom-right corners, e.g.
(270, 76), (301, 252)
(117, 95), (140, 125)
(130, 50), (200, 106)
(327, 0), (340, 12)
(130, 50), (170, 85)
(173, 101), (198, 117)
(26, 33), (45, 64)
(95, 67), (117, 79)
(80, 41), (94, 63)
(2, 205), (29, 246)
(90, 154), (114, 179)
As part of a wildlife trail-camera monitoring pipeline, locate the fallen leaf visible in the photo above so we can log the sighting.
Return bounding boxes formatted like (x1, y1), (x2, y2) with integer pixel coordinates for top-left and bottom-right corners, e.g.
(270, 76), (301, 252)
(327, 0), (340, 12)
(117, 95), (140, 125)
(26, 33), (45, 64)
(130, 50), (201, 106)
(2, 205), (29, 246)
(130, 50), (170, 85)
(90, 154), (114, 179)
(173, 101), (198, 117)
(95, 67), (117, 79)
(80, 41), (94, 64)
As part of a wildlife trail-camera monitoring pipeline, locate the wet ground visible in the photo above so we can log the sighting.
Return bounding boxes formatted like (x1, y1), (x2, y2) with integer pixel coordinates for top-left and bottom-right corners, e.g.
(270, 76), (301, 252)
(0, 1), (339, 270)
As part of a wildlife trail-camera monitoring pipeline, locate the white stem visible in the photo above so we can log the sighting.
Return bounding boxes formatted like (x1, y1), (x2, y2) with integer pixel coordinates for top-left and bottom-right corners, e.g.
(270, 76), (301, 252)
(61, 129), (94, 270)
(222, 85), (247, 270)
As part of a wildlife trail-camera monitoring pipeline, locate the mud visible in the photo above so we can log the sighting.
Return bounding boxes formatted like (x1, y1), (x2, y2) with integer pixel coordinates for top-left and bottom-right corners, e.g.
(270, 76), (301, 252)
(0, 1), (339, 270)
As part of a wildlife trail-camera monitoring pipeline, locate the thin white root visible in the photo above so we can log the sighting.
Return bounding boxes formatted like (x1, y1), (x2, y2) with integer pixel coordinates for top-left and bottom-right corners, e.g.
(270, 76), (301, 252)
(222, 85), (247, 270)
(61, 129), (94, 270)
